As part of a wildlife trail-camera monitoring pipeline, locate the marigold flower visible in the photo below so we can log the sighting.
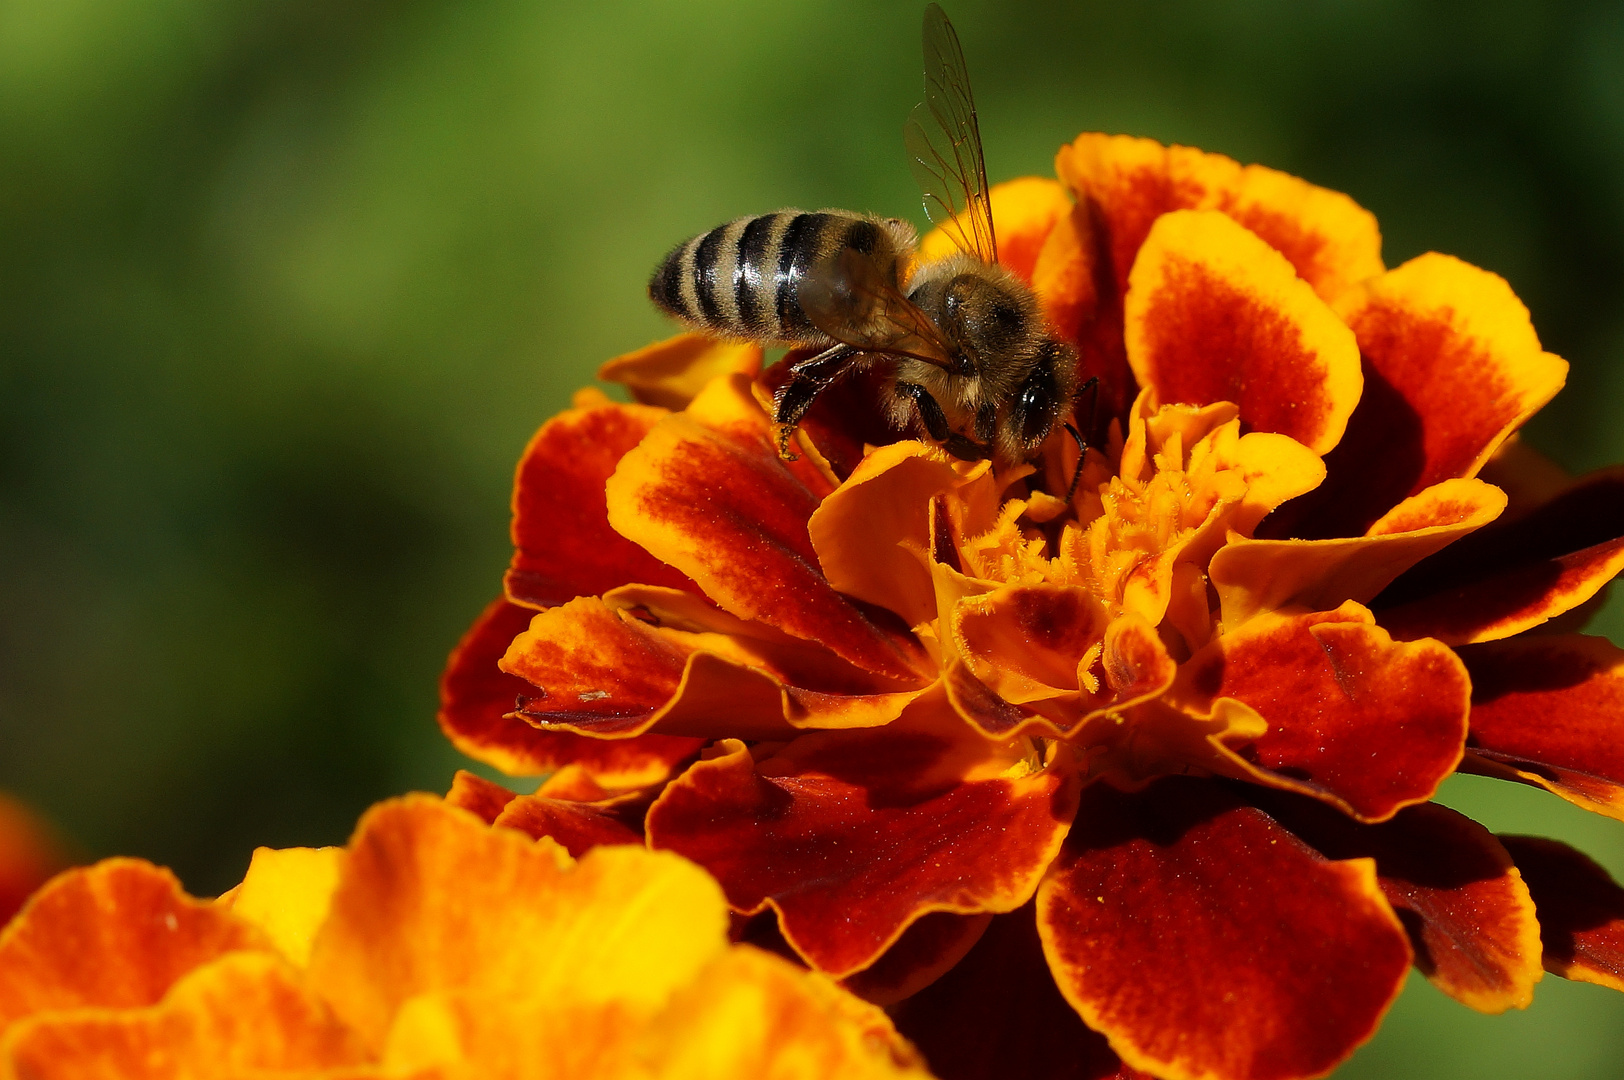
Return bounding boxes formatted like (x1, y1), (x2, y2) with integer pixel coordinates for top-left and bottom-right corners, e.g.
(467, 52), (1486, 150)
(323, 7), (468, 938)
(0, 793), (930, 1079)
(441, 132), (1624, 1080)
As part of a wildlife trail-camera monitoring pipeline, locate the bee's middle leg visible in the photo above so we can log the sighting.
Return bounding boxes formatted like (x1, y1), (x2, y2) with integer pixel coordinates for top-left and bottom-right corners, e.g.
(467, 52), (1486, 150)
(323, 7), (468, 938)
(895, 381), (989, 461)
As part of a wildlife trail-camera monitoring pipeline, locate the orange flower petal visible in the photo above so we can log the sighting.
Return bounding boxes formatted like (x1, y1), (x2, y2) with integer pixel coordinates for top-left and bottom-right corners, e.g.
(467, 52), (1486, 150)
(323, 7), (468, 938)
(1374, 467), (1624, 644)
(1037, 778), (1411, 1080)
(892, 905), (1146, 1080)
(1213, 478), (1507, 627)
(440, 597), (701, 783)
(1499, 835), (1624, 992)
(646, 723), (1079, 979)
(606, 375), (929, 683)
(2, 952), (366, 1079)
(1182, 604), (1468, 822)
(596, 331), (763, 411)
(917, 176), (1074, 284)
(226, 847), (346, 970)
(1029, 202), (1137, 422)
(1256, 792), (1543, 1013)
(506, 400), (696, 607)
(0, 859), (269, 1030)
(839, 911), (991, 1008)
(809, 442), (967, 628)
(1056, 133), (1383, 306)
(0, 794), (69, 926)
(492, 791), (643, 857)
(443, 769), (518, 824)
(1458, 634), (1624, 821)
(1124, 209), (1361, 455)
(307, 795), (729, 1050)
(954, 583), (1111, 704)
(1270, 253), (1568, 539)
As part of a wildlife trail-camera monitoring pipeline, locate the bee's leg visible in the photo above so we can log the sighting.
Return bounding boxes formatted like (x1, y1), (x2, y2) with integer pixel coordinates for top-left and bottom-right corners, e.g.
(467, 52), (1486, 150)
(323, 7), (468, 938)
(772, 344), (860, 458)
(896, 382), (990, 461)
(1063, 376), (1102, 501)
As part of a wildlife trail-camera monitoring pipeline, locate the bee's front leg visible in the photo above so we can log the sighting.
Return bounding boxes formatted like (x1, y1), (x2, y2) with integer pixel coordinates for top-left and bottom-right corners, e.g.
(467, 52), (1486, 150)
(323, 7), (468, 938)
(771, 344), (861, 459)
(895, 381), (989, 461)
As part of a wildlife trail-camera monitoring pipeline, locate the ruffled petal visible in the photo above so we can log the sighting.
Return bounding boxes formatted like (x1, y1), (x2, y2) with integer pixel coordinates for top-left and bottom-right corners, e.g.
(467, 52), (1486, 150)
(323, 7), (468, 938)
(491, 789), (644, 857)
(645, 713), (1079, 979)
(1037, 777), (1411, 1080)
(1458, 634), (1624, 821)
(306, 795), (729, 1051)
(0, 859), (269, 1029)
(1373, 466), (1624, 644)
(892, 905), (1146, 1080)
(443, 769), (519, 824)
(606, 375), (930, 683)
(1124, 209), (1362, 456)
(839, 911), (991, 1007)
(1213, 478), (1507, 627)
(440, 597), (702, 783)
(1055, 133), (1383, 306)
(225, 846), (345, 969)
(1181, 603), (1469, 821)
(1, 952), (366, 1078)
(505, 401), (696, 607)
(1273, 253), (1568, 539)
(596, 331), (763, 411)
(1499, 836), (1624, 992)
(1255, 792), (1542, 1013)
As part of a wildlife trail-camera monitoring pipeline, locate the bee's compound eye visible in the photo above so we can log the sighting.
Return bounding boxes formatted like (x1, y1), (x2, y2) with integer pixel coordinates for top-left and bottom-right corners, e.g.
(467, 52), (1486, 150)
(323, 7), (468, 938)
(1017, 370), (1058, 445)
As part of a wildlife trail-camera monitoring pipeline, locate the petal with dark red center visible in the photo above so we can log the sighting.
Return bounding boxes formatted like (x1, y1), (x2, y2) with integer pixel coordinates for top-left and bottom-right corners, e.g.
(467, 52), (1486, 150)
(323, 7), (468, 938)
(1030, 202), (1137, 424)
(2, 952), (367, 1079)
(1180, 603), (1468, 821)
(505, 401), (696, 608)
(646, 716), (1079, 979)
(1457, 634), (1624, 821)
(1055, 133), (1383, 307)
(840, 911), (991, 1007)
(307, 796), (730, 1050)
(1254, 792), (1542, 1013)
(1214, 478), (1507, 626)
(1124, 209), (1362, 455)
(918, 177), (1074, 284)
(892, 905), (1147, 1080)
(440, 597), (701, 784)
(596, 331), (763, 411)
(444, 770), (519, 825)
(1499, 835), (1624, 991)
(1372, 465), (1624, 644)
(1270, 254), (1567, 539)
(1037, 777), (1412, 1080)
(0, 859), (269, 1029)
(607, 375), (929, 683)
(954, 583), (1111, 704)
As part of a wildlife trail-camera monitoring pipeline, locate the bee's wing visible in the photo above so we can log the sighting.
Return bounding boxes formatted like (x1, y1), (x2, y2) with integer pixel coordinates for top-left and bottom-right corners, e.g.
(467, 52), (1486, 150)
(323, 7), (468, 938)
(905, 3), (997, 264)
(799, 247), (959, 371)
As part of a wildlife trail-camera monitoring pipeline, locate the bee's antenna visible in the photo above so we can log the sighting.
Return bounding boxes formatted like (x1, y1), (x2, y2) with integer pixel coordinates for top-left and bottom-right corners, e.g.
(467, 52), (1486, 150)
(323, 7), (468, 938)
(1064, 376), (1101, 503)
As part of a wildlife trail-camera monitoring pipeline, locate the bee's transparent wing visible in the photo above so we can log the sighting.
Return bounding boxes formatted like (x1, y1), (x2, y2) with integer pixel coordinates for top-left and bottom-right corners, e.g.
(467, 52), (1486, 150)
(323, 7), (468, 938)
(800, 247), (959, 371)
(905, 3), (997, 264)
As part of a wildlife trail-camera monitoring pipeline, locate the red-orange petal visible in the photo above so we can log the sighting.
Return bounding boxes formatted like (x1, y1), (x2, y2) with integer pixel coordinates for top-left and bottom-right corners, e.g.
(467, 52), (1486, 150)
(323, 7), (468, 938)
(1181, 604), (1469, 821)
(1499, 835), (1624, 991)
(2, 952), (367, 1078)
(839, 911), (991, 1008)
(1255, 792), (1542, 1013)
(1037, 777), (1412, 1080)
(491, 791), (643, 857)
(439, 597), (701, 784)
(0, 859), (269, 1029)
(1373, 466), (1624, 644)
(596, 331), (763, 411)
(505, 401), (696, 608)
(606, 376), (929, 684)
(0, 795), (69, 927)
(1457, 634), (1624, 821)
(646, 728), (1078, 979)
(892, 905), (1147, 1080)
(1124, 210), (1361, 456)
(1273, 254), (1568, 539)
(443, 770), (518, 825)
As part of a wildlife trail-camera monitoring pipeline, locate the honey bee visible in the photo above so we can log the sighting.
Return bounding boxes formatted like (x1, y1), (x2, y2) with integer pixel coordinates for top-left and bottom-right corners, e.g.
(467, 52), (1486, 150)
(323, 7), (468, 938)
(648, 4), (1087, 469)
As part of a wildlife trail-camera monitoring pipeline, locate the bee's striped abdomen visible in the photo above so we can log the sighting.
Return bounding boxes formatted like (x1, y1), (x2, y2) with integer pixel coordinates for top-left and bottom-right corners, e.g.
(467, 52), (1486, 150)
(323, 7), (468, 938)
(649, 210), (879, 344)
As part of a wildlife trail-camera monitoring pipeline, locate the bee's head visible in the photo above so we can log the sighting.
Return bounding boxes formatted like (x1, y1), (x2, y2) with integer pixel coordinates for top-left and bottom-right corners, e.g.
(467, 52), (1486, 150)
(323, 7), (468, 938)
(1000, 337), (1080, 460)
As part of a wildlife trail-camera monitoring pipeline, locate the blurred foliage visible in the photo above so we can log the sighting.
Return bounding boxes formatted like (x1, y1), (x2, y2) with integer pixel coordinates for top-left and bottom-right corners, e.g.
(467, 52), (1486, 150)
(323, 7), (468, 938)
(1, 0), (1622, 1074)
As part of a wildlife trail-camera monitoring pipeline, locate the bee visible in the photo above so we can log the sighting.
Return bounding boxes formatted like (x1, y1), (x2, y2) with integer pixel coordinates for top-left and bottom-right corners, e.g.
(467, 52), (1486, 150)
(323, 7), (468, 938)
(648, 4), (1087, 469)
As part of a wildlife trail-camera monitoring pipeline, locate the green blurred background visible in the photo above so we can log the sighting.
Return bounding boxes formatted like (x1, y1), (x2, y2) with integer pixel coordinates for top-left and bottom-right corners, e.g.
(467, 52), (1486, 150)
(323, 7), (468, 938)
(1, 0), (1622, 1074)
